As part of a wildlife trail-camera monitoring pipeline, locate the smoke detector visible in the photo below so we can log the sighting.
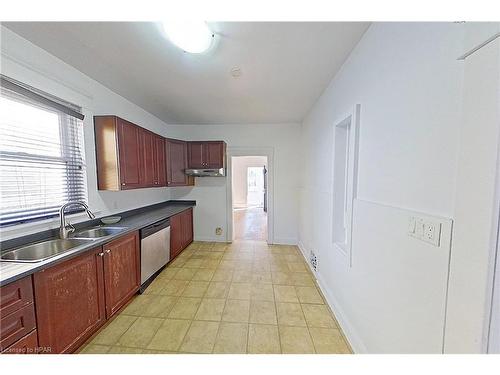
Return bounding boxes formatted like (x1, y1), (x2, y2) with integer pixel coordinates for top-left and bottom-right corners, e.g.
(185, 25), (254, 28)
(230, 67), (242, 78)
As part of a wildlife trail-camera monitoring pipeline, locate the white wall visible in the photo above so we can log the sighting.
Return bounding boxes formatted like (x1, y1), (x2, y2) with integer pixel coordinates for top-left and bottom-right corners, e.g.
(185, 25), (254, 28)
(444, 24), (500, 353)
(232, 156), (267, 208)
(299, 22), (466, 353)
(166, 124), (300, 244)
(0, 26), (172, 240)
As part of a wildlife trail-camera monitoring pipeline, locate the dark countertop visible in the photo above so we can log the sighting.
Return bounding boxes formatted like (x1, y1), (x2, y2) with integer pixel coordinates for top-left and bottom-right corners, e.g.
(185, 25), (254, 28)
(0, 200), (195, 286)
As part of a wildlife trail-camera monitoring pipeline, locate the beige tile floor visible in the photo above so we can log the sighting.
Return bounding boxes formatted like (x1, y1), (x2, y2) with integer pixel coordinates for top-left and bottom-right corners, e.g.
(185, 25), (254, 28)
(80, 240), (352, 354)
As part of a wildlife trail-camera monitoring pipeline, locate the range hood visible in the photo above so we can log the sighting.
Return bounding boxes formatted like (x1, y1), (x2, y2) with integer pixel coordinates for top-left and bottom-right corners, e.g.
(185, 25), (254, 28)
(185, 168), (226, 177)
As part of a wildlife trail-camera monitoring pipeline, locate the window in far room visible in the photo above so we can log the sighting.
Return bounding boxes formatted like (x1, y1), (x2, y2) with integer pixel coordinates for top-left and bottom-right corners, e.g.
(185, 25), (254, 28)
(0, 76), (86, 226)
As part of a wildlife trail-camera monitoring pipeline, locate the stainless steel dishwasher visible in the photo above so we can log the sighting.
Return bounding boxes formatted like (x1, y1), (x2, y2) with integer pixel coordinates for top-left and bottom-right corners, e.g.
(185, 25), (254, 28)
(140, 218), (170, 292)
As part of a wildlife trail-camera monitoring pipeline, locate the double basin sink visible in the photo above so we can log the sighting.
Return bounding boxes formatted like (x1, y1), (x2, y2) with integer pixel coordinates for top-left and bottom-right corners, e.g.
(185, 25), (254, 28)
(1, 227), (127, 263)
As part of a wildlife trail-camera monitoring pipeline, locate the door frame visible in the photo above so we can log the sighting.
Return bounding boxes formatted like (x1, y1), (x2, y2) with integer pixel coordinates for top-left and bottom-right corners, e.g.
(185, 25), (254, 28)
(246, 166), (265, 208)
(225, 147), (274, 244)
(488, 224), (500, 353)
(486, 148), (500, 353)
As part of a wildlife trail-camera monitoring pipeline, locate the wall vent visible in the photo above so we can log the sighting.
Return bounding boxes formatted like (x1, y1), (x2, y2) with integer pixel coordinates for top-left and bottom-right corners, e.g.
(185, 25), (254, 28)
(310, 251), (318, 272)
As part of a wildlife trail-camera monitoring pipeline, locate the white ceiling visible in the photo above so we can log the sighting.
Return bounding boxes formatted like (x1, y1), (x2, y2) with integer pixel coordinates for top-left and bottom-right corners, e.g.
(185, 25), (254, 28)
(3, 22), (369, 124)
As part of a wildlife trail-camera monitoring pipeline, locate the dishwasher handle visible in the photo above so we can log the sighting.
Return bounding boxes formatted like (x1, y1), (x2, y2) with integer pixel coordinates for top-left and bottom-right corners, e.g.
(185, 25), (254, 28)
(140, 218), (170, 238)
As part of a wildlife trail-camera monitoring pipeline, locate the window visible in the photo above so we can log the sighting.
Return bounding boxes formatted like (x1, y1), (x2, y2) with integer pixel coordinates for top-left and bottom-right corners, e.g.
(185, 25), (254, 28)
(332, 104), (360, 266)
(0, 76), (86, 226)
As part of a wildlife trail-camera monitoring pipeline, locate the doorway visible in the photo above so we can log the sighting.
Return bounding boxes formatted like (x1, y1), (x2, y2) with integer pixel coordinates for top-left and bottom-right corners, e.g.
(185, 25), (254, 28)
(230, 156), (268, 241)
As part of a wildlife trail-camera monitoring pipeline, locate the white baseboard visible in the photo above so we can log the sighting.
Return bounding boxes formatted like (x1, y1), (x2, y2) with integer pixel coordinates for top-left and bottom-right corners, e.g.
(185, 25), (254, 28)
(273, 237), (298, 245)
(194, 236), (297, 245)
(193, 236), (228, 243)
(297, 241), (366, 354)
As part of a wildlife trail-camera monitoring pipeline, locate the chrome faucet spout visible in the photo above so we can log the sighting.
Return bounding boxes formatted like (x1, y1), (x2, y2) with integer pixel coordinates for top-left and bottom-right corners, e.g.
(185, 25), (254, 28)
(59, 202), (95, 239)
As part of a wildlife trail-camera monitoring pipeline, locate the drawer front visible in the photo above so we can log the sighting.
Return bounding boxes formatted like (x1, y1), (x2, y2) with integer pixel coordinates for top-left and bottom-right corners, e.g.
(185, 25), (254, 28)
(0, 303), (36, 351)
(2, 329), (38, 354)
(0, 276), (34, 317)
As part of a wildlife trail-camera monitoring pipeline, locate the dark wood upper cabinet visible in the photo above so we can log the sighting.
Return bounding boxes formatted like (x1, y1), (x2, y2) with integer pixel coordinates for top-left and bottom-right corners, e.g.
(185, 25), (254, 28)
(95, 116), (225, 190)
(154, 136), (167, 187)
(139, 129), (156, 187)
(206, 141), (225, 168)
(166, 138), (194, 187)
(117, 118), (142, 189)
(34, 247), (106, 354)
(94, 116), (168, 190)
(187, 141), (226, 169)
(187, 142), (205, 168)
(102, 232), (140, 318)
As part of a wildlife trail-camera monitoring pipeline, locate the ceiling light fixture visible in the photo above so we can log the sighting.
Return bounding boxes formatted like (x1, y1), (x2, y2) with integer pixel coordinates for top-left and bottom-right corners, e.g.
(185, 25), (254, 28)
(230, 67), (242, 78)
(161, 21), (215, 54)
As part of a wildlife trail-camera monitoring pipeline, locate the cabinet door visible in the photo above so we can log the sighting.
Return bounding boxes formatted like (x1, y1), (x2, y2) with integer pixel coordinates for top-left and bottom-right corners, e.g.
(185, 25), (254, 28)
(102, 232), (140, 318)
(188, 142), (206, 168)
(182, 208), (194, 248)
(167, 139), (191, 186)
(206, 142), (225, 168)
(154, 136), (167, 187)
(140, 129), (156, 187)
(170, 213), (183, 260)
(34, 247), (106, 354)
(117, 119), (142, 189)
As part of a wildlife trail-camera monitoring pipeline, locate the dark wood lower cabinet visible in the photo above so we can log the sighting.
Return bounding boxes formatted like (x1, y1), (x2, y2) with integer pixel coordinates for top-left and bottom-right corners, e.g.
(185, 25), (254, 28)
(0, 304), (36, 352)
(34, 247), (106, 354)
(170, 208), (194, 260)
(182, 208), (194, 248)
(1, 226), (169, 354)
(0, 276), (37, 354)
(2, 330), (38, 354)
(103, 232), (140, 318)
(170, 212), (183, 259)
(0, 276), (33, 317)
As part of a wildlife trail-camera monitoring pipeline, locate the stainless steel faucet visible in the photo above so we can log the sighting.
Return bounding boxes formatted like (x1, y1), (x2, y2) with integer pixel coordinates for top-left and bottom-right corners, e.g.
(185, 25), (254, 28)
(59, 202), (95, 239)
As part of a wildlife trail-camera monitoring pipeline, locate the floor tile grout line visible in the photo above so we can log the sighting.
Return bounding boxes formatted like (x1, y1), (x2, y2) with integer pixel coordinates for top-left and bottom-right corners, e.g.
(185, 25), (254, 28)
(272, 279), (284, 354)
(210, 298), (228, 353)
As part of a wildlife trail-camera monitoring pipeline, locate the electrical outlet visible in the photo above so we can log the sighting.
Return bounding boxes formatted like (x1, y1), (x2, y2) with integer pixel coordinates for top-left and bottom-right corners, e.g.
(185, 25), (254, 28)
(215, 227), (223, 236)
(423, 221), (441, 246)
(310, 251), (318, 272)
(408, 216), (441, 247)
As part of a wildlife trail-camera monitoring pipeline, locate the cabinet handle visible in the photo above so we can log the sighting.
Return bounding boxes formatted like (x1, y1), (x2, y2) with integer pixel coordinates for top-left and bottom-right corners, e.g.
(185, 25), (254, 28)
(105, 249), (111, 254)
(98, 252), (104, 257)
(121, 183), (126, 186)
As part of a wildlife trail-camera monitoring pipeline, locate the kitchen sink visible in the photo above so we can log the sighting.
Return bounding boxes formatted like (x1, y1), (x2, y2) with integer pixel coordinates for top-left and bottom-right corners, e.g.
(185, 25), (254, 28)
(71, 226), (126, 239)
(0, 239), (91, 263)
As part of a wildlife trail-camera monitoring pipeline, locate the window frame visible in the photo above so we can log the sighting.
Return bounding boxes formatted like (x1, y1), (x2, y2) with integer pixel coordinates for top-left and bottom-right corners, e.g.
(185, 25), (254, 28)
(0, 78), (87, 227)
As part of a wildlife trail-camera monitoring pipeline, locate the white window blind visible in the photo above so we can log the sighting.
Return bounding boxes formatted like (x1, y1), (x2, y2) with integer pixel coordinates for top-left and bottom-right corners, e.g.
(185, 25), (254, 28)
(0, 76), (87, 226)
